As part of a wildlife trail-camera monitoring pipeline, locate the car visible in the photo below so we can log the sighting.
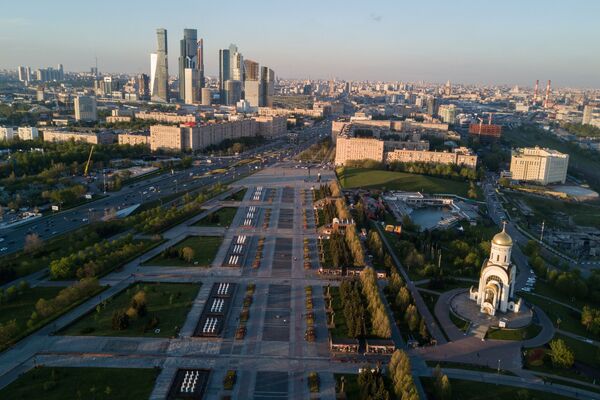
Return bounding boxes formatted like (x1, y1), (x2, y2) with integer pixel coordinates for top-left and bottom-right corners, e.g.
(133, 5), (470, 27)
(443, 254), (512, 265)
(0, 247), (7, 252)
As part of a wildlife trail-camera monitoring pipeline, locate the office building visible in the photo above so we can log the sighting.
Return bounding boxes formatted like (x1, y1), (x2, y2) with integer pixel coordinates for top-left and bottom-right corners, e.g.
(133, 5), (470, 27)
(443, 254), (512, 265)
(17, 127), (39, 140)
(150, 28), (169, 102)
(0, 127), (15, 141)
(438, 104), (457, 124)
(224, 80), (242, 106)
(137, 74), (150, 99)
(509, 147), (569, 185)
(219, 48), (230, 103)
(229, 44), (243, 82)
(243, 59), (261, 107)
(74, 95), (97, 121)
(260, 66), (275, 107)
(201, 88), (212, 106)
(197, 38), (205, 88)
(178, 28), (198, 101)
(426, 96), (439, 117)
(18, 66), (31, 82)
(184, 68), (200, 104)
(583, 105), (596, 125)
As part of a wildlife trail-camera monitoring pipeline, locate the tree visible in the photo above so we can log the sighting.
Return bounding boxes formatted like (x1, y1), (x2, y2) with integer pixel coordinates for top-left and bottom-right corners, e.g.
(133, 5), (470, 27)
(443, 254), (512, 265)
(24, 233), (43, 253)
(549, 339), (575, 369)
(180, 246), (195, 263)
(111, 310), (129, 331)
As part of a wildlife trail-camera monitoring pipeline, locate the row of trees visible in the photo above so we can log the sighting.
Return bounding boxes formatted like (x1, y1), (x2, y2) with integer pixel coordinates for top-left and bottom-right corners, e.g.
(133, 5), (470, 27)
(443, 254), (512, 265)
(111, 290), (150, 331)
(41, 184), (87, 207)
(387, 270), (430, 341)
(582, 306), (600, 336)
(160, 246), (195, 264)
(356, 367), (390, 399)
(389, 160), (478, 181)
(359, 267), (392, 338)
(339, 279), (366, 338)
(313, 184), (332, 202)
(0, 280), (29, 304)
(297, 138), (332, 162)
(388, 350), (420, 400)
(49, 234), (153, 279)
(563, 122), (600, 138)
(204, 136), (266, 156)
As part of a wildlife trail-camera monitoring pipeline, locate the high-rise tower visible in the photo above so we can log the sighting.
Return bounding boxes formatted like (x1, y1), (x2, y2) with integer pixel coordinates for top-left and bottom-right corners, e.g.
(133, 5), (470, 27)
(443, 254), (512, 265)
(178, 29), (198, 101)
(219, 49), (231, 104)
(151, 28), (169, 102)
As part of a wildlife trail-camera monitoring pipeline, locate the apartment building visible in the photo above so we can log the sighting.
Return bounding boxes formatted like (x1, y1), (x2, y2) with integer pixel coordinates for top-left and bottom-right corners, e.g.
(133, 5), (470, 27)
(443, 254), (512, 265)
(510, 147), (569, 185)
(118, 132), (151, 146)
(42, 129), (116, 145)
(335, 137), (385, 165)
(386, 147), (477, 168)
(135, 111), (196, 124)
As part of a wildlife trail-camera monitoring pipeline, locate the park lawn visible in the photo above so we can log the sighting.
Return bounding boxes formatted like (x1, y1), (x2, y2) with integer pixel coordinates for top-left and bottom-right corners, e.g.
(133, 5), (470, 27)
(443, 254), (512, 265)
(0, 286), (63, 326)
(420, 377), (571, 400)
(193, 207), (238, 227)
(520, 293), (596, 339)
(0, 366), (159, 400)
(337, 167), (477, 199)
(531, 280), (599, 310)
(485, 323), (542, 341)
(61, 282), (200, 338)
(143, 236), (223, 267)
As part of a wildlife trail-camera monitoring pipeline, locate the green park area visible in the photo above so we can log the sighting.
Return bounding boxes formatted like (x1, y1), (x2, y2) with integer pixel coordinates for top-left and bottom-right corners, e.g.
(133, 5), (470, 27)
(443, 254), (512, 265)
(521, 293), (593, 338)
(503, 191), (600, 230)
(0, 366), (158, 400)
(485, 323), (542, 341)
(143, 236), (223, 267)
(0, 279), (104, 351)
(420, 377), (572, 400)
(61, 282), (199, 338)
(337, 167), (477, 199)
(194, 207), (238, 227)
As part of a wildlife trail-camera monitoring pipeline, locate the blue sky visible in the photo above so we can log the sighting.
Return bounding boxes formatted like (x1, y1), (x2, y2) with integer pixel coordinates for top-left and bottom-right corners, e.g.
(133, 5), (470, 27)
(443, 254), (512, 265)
(1, 0), (599, 87)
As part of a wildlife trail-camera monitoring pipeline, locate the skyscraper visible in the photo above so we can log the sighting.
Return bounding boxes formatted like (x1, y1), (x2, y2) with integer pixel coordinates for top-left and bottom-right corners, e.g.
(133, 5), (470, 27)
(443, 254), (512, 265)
(184, 68), (200, 104)
(74, 95), (97, 121)
(219, 49), (230, 104)
(197, 38), (205, 88)
(178, 29), (198, 101)
(260, 66), (275, 107)
(229, 44), (244, 82)
(151, 28), (169, 102)
(427, 96), (439, 117)
(137, 74), (150, 100)
(243, 59), (261, 107)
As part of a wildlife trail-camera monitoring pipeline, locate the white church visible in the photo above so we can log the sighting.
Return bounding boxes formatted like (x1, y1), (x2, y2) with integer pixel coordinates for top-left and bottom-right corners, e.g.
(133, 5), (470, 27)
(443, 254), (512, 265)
(469, 224), (522, 315)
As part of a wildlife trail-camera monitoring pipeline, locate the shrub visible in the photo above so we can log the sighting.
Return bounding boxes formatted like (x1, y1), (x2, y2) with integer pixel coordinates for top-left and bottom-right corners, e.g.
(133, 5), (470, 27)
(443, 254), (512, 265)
(111, 310), (129, 331)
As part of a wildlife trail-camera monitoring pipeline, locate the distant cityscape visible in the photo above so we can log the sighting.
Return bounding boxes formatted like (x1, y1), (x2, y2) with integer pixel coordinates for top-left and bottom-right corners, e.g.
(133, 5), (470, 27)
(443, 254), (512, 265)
(1, 7), (600, 400)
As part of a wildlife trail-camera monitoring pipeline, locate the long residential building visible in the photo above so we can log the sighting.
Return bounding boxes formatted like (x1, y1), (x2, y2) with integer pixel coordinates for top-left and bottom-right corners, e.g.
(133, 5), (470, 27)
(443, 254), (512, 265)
(134, 111), (196, 123)
(149, 116), (286, 152)
(42, 129), (116, 145)
(386, 147), (477, 168)
(509, 147), (569, 185)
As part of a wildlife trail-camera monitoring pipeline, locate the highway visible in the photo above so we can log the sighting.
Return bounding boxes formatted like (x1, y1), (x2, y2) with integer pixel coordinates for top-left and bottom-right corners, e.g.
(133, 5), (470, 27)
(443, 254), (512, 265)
(0, 121), (330, 255)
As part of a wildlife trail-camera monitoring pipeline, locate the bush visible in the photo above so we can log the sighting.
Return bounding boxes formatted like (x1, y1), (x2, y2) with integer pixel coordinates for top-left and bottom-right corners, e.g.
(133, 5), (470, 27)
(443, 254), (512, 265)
(111, 310), (129, 331)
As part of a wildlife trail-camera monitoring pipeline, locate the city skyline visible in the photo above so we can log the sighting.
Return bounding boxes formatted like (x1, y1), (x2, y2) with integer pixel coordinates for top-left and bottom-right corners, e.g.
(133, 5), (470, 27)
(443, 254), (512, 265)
(1, 0), (600, 87)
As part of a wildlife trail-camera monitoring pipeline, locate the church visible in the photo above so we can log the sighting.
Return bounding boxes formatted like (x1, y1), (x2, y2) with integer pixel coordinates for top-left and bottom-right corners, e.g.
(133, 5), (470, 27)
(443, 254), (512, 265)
(469, 224), (521, 315)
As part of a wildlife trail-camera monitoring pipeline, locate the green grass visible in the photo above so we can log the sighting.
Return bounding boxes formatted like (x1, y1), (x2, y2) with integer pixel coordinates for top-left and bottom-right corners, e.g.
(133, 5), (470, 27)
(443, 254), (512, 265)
(521, 293), (596, 339)
(425, 360), (515, 375)
(193, 207), (238, 227)
(449, 311), (470, 333)
(0, 366), (159, 400)
(0, 286), (63, 326)
(143, 236), (223, 267)
(485, 324), (542, 341)
(525, 346), (597, 384)
(420, 377), (571, 400)
(531, 280), (598, 310)
(337, 167), (476, 199)
(61, 282), (200, 337)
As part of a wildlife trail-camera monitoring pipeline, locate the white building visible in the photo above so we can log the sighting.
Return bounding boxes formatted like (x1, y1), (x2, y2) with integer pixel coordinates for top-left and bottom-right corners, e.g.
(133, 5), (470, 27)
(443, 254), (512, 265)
(74, 95), (97, 122)
(17, 127), (39, 140)
(0, 127), (15, 141)
(469, 225), (521, 315)
(509, 147), (569, 185)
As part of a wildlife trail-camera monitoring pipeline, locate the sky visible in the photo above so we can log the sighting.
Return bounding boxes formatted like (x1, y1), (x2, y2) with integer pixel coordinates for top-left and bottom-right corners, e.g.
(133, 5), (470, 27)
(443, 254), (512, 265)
(1, 0), (599, 88)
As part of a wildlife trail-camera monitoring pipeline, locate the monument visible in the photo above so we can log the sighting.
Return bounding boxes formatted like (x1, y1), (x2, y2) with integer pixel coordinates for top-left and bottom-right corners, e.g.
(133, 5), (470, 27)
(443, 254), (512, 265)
(469, 223), (521, 315)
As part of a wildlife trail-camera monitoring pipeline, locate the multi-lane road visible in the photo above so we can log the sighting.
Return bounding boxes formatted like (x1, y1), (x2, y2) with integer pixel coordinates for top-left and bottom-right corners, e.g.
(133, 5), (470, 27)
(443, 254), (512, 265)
(0, 121), (331, 255)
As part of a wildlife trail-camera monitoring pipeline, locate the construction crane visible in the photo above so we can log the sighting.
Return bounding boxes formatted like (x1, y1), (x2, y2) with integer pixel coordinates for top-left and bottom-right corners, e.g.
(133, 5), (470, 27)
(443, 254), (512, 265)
(84, 145), (95, 177)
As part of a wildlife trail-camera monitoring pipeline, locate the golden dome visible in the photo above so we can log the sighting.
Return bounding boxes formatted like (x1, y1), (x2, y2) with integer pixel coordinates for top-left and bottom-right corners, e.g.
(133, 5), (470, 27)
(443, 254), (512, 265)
(492, 225), (512, 246)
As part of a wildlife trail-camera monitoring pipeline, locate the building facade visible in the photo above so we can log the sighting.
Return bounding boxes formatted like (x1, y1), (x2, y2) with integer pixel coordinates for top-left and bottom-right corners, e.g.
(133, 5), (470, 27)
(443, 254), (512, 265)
(74, 95), (97, 121)
(151, 28), (169, 102)
(0, 127), (15, 141)
(335, 137), (385, 165)
(42, 129), (115, 145)
(17, 127), (39, 140)
(509, 147), (569, 185)
(118, 132), (150, 146)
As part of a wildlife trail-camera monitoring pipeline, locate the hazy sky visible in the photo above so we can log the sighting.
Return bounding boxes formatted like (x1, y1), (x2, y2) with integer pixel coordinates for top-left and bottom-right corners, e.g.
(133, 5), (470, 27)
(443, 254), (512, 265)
(1, 0), (599, 87)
